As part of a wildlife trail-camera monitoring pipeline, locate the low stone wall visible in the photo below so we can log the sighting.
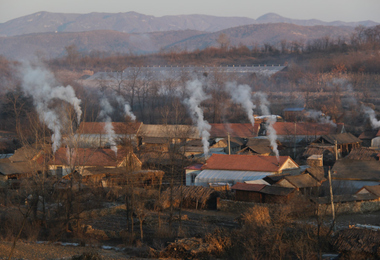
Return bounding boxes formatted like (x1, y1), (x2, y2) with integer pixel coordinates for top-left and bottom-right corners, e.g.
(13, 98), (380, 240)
(319, 198), (380, 216)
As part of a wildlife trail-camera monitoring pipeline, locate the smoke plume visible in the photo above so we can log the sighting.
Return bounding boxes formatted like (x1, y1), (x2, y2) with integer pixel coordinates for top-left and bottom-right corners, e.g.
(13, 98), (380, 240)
(184, 80), (211, 156)
(225, 82), (255, 127)
(254, 92), (279, 160)
(99, 97), (117, 154)
(20, 63), (82, 153)
(305, 110), (336, 126)
(363, 106), (380, 129)
(116, 96), (136, 121)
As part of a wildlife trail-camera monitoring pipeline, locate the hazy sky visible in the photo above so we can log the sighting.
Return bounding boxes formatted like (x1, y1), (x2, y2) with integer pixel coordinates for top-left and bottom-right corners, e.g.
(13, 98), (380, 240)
(0, 0), (379, 23)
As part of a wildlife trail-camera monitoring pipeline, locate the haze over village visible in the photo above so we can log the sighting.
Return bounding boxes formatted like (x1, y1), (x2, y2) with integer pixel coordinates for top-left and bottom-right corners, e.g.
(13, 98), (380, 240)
(0, 1), (380, 259)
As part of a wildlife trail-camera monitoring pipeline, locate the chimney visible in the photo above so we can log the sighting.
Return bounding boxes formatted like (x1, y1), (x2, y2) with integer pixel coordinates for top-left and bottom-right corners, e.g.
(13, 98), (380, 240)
(334, 140), (338, 160)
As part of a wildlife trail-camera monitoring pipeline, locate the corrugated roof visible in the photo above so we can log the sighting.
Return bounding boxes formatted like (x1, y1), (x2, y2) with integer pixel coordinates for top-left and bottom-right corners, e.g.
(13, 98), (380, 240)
(359, 130), (378, 140)
(231, 182), (266, 192)
(315, 133), (361, 145)
(139, 124), (199, 139)
(332, 159), (380, 181)
(346, 148), (380, 161)
(0, 158), (44, 175)
(302, 145), (335, 158)
(280, 174), (321, 188)
(77, 122), (142, 135)
(245, 138), (274, 154)
(202, 154), (297, 172)
(272, 122), (343, 136)
(195, 169), (272, 186)
(209, 123), (258, 138)
(304, 166), (326, 182)
(49, 148), (131, 167)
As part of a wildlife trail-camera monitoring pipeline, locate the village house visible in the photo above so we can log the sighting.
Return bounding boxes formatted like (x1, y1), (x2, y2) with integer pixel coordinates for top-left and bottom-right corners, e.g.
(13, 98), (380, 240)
(311, 133), (362, 157)
(370, 129), (380, 148)
(0, 146), (47, 183)
(330, 147), (380, 192)
(259, 122), (345, 146)
(283, 107), (305, 122)
(137, 124), (200, 152)
(358, 129), (379, 147)
(237, 137), (282, 156)
(75, 121), (142, 148)
(231, 182), (297, 203)
(185, 163), (203, 186)
(48, 147), (141, 176)
(194, 154), (299, 187)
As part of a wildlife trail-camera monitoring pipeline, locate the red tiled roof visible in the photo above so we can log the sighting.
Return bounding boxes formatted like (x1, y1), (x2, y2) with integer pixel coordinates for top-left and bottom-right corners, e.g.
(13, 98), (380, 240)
(272, 122), (342, 136)
(377, 130), (380, 137)
(231, 182), (266, 192)
(210, 123), (258, 138)
(49, 148), (127, 167)
(202, 154), (293, 172)
(77, 122), (142, 135)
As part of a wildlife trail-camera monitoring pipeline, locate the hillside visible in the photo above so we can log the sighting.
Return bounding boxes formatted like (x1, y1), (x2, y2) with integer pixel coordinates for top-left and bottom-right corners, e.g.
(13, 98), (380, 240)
(0, 23), (355, 60)
(168, 23), (355, 51)
(0, 11), (376, 37)
(0, 11), (255, 37)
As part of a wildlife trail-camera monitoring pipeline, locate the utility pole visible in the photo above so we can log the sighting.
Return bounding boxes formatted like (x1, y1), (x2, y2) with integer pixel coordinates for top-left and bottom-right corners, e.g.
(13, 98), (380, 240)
(334, 140), (338, 161)
(227, 132), (231, 155)
(328, 168), (336, 232)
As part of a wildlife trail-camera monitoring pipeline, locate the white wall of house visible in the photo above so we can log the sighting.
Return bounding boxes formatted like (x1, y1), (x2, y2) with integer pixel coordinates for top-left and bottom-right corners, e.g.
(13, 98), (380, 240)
(371, 137), (380, 148)
(185, 169), (201, 186)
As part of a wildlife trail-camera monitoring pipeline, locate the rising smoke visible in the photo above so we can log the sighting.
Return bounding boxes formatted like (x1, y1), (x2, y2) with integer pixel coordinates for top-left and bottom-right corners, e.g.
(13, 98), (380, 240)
(115, 96), (136, 121)
(184, 79), (211, 156)
(99, 97), (117, 154)
(305, 110), (336, 126)
(20, 63), (82, 153)
(254, 92), (279, 160)
(225, 82), (256, 127)
(363, 106), (380, 129)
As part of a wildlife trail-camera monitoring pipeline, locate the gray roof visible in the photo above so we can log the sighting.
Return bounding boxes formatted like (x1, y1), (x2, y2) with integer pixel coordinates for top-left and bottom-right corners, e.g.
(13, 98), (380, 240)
(139, 124), (200, 139)
(315, 133), (361, 145)
(332, 159), (380, 181)
(245, 138), (273, 154)
(346, 148), (380, 161)
(304, 166), (326, 182)
(0, 158), (43, 175)
(279, 174), (321, 188)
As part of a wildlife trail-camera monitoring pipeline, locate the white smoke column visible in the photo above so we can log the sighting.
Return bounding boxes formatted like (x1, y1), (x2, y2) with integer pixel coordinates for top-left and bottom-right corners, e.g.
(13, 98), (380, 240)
(115, 96), (136, 121)
(255, 92), (279, 160)
(306, 110), (336, 126)
(184, 80), (211, 156)
(99, 97), (117, 154)
(225, 82), (255, 127)
(363, 106), (380, 129)
(21, 64), (82, 153)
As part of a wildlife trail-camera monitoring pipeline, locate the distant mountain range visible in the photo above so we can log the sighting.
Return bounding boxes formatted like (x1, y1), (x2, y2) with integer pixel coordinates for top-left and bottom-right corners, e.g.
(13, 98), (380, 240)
(0, 23), (355, 60)
(0, 11), (377, 37)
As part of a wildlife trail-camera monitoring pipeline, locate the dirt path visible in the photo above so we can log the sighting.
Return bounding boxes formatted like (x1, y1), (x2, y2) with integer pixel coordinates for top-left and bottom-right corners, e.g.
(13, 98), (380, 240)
(0, 241), (131, 260)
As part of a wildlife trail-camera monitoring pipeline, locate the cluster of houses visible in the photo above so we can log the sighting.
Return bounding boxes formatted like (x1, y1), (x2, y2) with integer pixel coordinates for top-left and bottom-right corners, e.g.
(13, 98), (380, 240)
(0, 115), (380, 207)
